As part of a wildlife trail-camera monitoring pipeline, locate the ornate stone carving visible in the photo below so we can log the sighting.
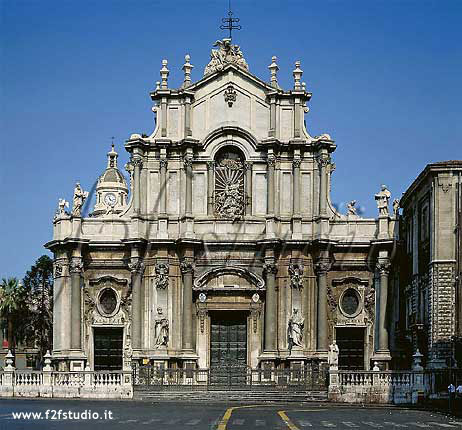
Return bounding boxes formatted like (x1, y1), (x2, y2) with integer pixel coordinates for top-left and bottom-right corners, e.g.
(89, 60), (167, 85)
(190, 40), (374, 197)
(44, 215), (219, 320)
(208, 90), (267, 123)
(193, 266), (265, 290)
(375, 184), (391, 216)
(131, 158), (143, 168)
(71, 182), (89, 217)
(376, 260), (391, 275)
(206, 161), (215, 170)
(364, 286), (375, 320)
(54, 263), (63, 278)
(214, 149), (245, 219)
(250, 308), (260, 334)
(393, 198), (400, 217)
(263, 262), (278, 275)
(244, 161), (253, 171)
(267, 157), (276, 168)
(154, 307), (169, 347)
(316, 156), (330, 168)
(347, 200), (357, 215)
(315, 259), (331, 275)
(328, 341), (339, 367)
(180, 259), (194, 275)
(223, 84), (237, 107)
(293, 159), (301, 168)
(155, 263), (169, 289)
(128, 258), (145, 275)
(327, 285), (337, 311)
(288, 308), (304, 348)
(204, 38), (249, 76)
(159, 159), (168, 170)
(58, 198), (69, 215)
(288, 263), (304, 289)
(197, 308), (207, 334)
(183, 157), (193, 169)
(69, 257), (83, 274)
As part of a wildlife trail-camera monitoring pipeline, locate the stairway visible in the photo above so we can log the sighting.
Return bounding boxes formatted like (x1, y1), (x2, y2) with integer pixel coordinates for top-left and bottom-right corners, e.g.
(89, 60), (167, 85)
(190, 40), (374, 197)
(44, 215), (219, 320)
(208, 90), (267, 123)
(133, 388), (328, 402)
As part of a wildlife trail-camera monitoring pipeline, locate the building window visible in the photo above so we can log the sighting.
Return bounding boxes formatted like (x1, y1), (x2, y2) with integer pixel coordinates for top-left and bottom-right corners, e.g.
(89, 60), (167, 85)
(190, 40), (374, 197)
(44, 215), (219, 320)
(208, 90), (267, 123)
(98, 288), (118, 316)
(340, 288), (361, 317)
(420, 205), (429, 242)
(214, 147), (245, 219)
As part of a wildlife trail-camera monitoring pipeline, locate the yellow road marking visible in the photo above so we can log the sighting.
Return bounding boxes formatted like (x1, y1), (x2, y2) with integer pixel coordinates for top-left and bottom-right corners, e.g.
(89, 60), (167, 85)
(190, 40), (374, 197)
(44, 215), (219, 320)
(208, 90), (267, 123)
(278, 410), (300, 430)
(217, 404), (279, 430)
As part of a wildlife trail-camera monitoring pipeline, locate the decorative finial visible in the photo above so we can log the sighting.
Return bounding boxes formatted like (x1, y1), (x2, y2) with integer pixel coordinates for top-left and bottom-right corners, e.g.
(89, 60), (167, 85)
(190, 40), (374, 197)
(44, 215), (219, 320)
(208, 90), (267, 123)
(107, 141), (118, 168)
(160, 59), (169, 89)
(182, 54), (193, 88)
(293, 61), (303, 91)
(220, 0), (241, 40)
(268, 56), (279, 89)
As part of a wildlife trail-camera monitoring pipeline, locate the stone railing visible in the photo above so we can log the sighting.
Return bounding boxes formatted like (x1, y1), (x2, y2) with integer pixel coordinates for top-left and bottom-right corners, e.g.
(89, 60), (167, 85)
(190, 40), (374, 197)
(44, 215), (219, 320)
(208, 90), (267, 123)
(0, 350), (132, 399)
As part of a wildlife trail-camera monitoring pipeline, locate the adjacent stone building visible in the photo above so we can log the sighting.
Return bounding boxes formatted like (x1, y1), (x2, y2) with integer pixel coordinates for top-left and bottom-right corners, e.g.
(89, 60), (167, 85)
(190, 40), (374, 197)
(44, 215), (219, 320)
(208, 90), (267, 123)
(399, 161), (462, 368)
(46, 39), (401, 374)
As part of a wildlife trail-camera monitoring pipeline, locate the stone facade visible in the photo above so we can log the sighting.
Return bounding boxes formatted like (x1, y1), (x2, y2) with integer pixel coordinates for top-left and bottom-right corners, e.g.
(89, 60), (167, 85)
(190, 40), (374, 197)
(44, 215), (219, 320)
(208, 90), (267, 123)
(399, 161), (462, 368)
(45, 39), (400, 373)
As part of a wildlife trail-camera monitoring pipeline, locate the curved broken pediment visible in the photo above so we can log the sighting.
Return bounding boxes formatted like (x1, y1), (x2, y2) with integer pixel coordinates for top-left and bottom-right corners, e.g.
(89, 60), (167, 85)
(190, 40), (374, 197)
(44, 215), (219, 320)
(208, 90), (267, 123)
(193, 266), (265, 290)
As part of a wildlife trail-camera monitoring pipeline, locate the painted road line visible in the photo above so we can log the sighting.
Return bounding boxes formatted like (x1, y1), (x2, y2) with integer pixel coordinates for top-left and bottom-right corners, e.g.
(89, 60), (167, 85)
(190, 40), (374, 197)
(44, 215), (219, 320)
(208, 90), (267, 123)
(298, 421), (313, 427)
(342, 422), (359, 428)
(232, 419), (245, 425)
(363, 422), (384, 428)
(278, 411), (300, 430)
(255, 420), (266, 426)
(165, 418), (181, 425)
(141, 418), (161, 424)
(218, 405), (277, 430)
(185, 419), (201, 425)
(384, 422), (408, 428)
(407, 424), (430, 428)
(427, 424), (457, 428)
(320, 422), (336, 428)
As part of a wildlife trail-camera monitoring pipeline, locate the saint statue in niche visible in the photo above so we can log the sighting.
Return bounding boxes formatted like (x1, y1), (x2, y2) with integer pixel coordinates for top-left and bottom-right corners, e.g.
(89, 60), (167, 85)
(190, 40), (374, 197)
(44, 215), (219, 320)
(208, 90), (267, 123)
(328, 340), (340, 368)
(288, 308), (304, 348)
(154, 307), (169, 348)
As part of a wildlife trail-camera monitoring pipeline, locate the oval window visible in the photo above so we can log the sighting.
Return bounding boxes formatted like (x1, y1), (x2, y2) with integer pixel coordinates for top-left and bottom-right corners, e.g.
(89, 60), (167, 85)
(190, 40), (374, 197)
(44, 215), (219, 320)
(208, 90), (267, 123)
(341, 288), (360, 316)
(99, 288), (117, 315)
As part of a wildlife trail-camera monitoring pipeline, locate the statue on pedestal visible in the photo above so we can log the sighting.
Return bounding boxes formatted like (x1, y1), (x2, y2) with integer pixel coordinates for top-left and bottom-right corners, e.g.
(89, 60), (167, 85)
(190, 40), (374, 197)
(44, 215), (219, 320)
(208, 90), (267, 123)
(328, 340), (340, 368)
(288, 308), (304, 348)
(72, 182), (89, 217)
(375, 185), (391, 216)
(154, 307), (169, 348)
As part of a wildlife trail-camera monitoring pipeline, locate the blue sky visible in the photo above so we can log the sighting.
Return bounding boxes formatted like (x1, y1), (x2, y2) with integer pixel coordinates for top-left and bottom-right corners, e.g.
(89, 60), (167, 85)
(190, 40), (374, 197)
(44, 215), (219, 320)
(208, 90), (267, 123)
(1, 0), (461, 279)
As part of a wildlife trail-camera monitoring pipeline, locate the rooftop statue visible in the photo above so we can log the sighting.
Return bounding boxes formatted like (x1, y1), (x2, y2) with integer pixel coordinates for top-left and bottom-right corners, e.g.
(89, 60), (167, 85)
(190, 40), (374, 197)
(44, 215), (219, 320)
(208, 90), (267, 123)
(375, 184), (391, 217)
(72, 182), (89, 217)
(204, 38), (249, 76)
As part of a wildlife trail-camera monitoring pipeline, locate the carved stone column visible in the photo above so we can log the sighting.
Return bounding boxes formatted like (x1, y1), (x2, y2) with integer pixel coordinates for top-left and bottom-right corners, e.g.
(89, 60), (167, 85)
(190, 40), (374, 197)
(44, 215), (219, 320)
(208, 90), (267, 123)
(244, 161), (253, 216)
(318, 154), (329, 216)
(181, 259), (194, 351)
(263, 261), (278, 352)
(159, 158), (168, 214)
(184, 157), (193, 216)
(206, 161), (215, 216)
(132, 158), (143, 214)
(293, 158), (301, 216)
(377, 260), (391, 352)
(315, 259), (331, 351)
(129, 256), (144, 350)
(69, 256), (83, 351)
(267, 156), (275, 215)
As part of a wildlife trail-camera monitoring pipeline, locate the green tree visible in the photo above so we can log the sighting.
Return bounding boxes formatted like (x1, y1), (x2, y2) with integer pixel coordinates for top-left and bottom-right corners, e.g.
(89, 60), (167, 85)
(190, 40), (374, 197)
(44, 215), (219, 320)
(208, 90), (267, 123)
(0, 277), (29, 351)
(23, 255), (54, 362)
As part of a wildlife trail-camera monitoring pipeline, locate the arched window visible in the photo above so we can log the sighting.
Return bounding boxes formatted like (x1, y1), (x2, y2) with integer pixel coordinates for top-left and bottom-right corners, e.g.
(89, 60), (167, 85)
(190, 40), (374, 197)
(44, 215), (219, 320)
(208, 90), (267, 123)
(214, 147), (245, 219)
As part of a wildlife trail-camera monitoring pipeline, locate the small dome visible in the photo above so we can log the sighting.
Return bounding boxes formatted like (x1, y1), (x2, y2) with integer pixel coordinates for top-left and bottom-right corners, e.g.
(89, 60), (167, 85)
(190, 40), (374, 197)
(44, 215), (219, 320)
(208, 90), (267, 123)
(100, 167), (126, 184)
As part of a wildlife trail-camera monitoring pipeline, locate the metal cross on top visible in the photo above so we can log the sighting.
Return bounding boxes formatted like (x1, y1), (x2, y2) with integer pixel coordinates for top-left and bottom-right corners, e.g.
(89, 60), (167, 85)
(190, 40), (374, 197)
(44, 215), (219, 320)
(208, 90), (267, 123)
(220, 0), (241, 40)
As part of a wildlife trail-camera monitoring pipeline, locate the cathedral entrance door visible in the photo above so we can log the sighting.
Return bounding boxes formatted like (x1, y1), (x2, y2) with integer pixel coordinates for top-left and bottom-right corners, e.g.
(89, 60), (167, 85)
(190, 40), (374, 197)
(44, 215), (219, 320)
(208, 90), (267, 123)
(336, 327), (365, 370)
(210, 311), (247, 386)
(93, 327), (123, 371)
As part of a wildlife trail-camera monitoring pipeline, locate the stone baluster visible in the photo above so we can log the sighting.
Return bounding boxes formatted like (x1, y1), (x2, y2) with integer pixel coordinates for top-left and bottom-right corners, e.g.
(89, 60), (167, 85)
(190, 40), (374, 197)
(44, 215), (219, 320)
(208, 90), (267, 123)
(160, 59), (169, 89)
(181, 259), (194, 351)
(315, 259), (331, 351)
(263, 261), (278, 352)
(268, 56), (279, 89)
(293, 61), (303, 91)
(69, 255), (83, 350)
(182, 54), (193, 88)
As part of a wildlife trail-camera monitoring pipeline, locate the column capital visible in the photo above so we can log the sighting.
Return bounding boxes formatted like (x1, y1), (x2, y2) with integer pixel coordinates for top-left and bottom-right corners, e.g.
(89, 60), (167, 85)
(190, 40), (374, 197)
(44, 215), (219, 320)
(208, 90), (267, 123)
(206, 160), (215, 170)
(244, 161), (253, 170)
(159, 158), (168, 169)
(180, 259), (195, 274)
(316, 155), (330, 168)
(128, 258), (145, 275)
(183, 156), (193, 169)
(267, 157), (276, 168)
(376, 260), (391, 275)
(69, 257), (83, 274)
(263, 262), (278, 275)
(131, 157), (143, 168)
(293, 159), (301, 169)
(315, 259), (331, 275)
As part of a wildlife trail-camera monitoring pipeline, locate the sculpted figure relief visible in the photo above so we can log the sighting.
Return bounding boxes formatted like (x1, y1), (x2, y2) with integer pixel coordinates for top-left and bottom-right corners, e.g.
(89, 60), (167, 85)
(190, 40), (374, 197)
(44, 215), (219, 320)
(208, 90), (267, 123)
(328, 340), (340, 367)
(375, 184), (391, 216)
(72, 182), (89, 217)
(288, 264), (304, 289)
(204, 38), (249, 76)
(154, 307), (169, 348)
(393, 198), (400, 217)
(347, 200), (357, 215)
(288, 308), (304, 348)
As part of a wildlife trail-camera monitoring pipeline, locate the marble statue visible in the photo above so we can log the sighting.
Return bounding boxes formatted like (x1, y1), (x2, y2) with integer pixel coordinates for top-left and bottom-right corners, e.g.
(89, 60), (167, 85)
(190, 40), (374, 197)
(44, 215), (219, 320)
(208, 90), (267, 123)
(58, 198), (69, 215)
(204, 38), (249, 76)
(328, 340), (340, 367)
(72, 182), (89, 217)
(288, 263), (303, 289)
(154, 307), (169, 347)
(393, 198), (400, 217)
(347, 200), (357, 215)
(375, 185), (391, 216)
(288, 308), (304, 348)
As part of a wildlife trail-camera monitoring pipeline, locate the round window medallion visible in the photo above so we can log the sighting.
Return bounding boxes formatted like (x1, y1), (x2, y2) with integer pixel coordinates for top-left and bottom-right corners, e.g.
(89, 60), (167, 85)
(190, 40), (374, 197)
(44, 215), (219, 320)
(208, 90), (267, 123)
(99, 288), (118, 315)
(341, 288), (361, 317)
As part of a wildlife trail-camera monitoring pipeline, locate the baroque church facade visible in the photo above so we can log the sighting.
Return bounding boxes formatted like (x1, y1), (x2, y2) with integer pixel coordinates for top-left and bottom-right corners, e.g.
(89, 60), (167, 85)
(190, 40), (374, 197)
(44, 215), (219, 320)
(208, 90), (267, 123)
(46, 39), (402, 373)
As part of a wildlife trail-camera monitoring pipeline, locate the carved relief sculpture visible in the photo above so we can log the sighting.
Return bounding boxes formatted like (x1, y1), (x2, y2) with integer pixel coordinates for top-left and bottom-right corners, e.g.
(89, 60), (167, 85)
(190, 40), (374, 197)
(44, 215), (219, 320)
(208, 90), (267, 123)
(204, 38), (249, 76)
(347, 200), (357, 215)
(288, 308), (304, 348)
(214, 149), (245, 219)
(224, 84), (237, 107)
(155, 263), (169, 289)
(288, 263), (304, 289)
(154, 307), (169, 347)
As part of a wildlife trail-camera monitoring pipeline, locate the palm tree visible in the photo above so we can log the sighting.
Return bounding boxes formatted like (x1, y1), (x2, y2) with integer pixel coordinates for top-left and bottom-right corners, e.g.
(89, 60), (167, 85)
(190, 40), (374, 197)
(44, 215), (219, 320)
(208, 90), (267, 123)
(0, 277), (28, 352)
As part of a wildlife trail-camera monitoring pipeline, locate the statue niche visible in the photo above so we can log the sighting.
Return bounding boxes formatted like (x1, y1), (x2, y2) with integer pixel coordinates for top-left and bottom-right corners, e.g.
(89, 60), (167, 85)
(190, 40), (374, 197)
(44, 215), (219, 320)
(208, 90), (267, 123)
(214, 147), (246, 219)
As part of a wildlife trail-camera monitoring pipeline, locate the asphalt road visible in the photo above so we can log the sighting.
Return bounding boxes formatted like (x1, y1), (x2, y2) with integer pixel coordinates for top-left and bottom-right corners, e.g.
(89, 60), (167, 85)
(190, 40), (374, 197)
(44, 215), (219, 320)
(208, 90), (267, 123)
(0, 399), (461, 430)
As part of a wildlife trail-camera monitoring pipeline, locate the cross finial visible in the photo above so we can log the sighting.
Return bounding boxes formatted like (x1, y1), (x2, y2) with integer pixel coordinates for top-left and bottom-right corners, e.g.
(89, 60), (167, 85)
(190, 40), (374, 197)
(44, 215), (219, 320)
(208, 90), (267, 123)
(111, 136), (115, 149)
(220, 0), (241, 40)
